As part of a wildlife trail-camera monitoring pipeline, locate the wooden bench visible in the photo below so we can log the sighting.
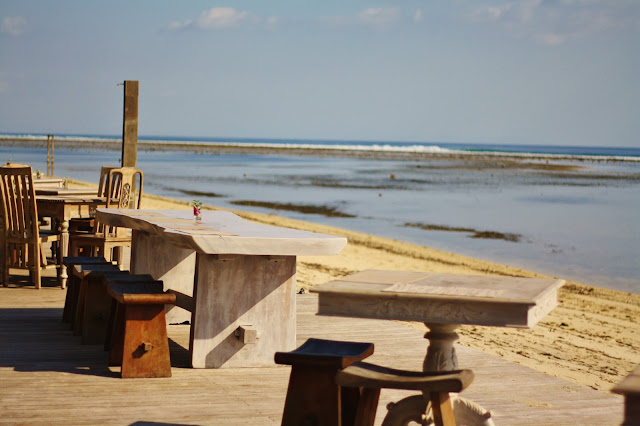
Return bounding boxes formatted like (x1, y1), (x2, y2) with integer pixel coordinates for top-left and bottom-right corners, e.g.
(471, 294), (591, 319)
(336, 362), (474, 426)
(61, 256), (109, 323)
(275, 338), (375, 425)
(106, 279), (175, 378)
(612, 364), (640, 425)
(72, 263), (127, 340)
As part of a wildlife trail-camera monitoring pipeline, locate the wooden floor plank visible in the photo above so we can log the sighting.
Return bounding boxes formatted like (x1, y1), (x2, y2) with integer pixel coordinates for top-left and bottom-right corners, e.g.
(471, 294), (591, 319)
(0, 285), (623, 425)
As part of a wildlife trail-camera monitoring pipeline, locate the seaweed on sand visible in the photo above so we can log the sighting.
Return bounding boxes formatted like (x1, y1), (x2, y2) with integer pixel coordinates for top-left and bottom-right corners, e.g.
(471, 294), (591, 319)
(231, 200), (355, 218)
(178, 189), (224, 198)
(405, 223), (521, 242)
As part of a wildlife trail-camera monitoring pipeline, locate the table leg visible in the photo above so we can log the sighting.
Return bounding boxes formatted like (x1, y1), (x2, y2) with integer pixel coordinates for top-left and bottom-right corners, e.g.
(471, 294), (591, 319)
(190, 254), (296, 368)
(130, 230), (196, 324)
(382, 322), (495, 426)
(423, 323), (460, 372)
(58, 219), (69, 289)
(424, 323), (494, 426)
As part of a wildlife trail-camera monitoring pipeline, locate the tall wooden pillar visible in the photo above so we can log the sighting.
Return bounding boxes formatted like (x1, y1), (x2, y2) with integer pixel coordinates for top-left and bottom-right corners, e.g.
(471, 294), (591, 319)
(121, 80), (139, 167)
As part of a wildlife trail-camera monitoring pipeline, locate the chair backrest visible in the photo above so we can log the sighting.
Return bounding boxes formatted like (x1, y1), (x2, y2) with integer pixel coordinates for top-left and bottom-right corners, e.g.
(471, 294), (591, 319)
(97, 167), (143, 235)
(105, 167), (143, 209)
(97, 166), (119, 198)
(0, 164), (39, 264)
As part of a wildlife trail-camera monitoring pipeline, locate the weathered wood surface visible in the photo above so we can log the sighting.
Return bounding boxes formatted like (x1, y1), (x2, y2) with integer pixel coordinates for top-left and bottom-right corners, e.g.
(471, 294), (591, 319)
(32, 176), (64, 188)
(35, 187), (97, 196)
(190, 254), (297, 368)
(0, 285), (623, 425)
(96, 209), (348, 256)
(100, 209), (347, 368)
(130, 229), (195, 324)
(313, 269), (565, 327)
(121, 80), (139, 168)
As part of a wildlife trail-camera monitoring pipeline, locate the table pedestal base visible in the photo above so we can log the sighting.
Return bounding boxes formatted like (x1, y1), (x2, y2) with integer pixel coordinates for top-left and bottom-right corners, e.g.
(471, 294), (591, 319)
(382, 323), (495, 426)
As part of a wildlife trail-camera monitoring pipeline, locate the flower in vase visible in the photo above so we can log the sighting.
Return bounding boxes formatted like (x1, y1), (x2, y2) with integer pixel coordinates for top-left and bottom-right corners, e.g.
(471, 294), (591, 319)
(192, 200), (203, 218)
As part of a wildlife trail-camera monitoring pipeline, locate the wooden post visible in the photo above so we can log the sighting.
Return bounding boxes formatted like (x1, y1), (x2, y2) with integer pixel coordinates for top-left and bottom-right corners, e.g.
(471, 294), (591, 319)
(121, 80), (139, 168)
(46, 135), (54, 176)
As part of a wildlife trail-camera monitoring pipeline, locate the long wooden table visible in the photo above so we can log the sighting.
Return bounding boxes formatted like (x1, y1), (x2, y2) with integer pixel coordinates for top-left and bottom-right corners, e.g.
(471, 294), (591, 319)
(311, 269), (565, 423)
(95, 208), (347, 369)
(36, 194), (105, 288)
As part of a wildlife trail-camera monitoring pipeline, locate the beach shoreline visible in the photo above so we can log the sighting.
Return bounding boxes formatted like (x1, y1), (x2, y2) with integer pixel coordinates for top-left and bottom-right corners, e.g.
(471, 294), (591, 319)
(69, 178), (640, 394)
(3, 135), (639, 163)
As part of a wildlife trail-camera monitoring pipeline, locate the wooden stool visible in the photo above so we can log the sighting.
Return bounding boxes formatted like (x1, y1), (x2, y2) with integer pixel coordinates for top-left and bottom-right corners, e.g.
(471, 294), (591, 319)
(72, 263), (125, 338)
(77, 271), (156, 345)
(61, 256), (109, 324)
(274, 338), (375, 426)
(106, 279), (175, 378)
(336, 362), (474, 426)
(612, 364), (640, 425)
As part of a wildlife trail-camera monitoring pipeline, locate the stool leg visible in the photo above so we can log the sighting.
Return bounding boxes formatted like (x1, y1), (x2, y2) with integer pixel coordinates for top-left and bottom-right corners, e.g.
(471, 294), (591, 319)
(120, 304), (171, 378)
(73, 278), (89, 335)
(66, 273), (83, 327)
(108, 302), (126, 366)
(104, 298), (118, 352)
(62, 276), (76, 323)
(430, 392), (455, 426)
(81, 277), (112, 345)
(352, 388), (380, 426)
(282, 366), (342, 425)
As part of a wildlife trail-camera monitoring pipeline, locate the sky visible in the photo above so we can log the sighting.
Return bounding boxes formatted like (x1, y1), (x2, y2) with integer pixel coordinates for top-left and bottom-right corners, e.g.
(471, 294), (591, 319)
(1, 1), (639, 147)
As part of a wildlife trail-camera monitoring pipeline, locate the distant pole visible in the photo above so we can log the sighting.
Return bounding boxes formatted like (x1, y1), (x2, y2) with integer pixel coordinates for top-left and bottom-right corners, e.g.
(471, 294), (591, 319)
(121, 80), (139, 167)
(46, 134), (54, 176)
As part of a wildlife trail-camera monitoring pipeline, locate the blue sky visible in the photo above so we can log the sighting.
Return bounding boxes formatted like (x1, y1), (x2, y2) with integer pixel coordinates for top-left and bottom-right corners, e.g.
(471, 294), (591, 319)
(1, 1), (638, 147)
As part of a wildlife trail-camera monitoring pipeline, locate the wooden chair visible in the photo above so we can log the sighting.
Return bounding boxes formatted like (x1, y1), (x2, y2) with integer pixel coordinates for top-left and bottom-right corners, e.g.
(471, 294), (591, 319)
(69, 167), (143, 267)
(0, 164), (60, 289)
(68, 166), (118, 233)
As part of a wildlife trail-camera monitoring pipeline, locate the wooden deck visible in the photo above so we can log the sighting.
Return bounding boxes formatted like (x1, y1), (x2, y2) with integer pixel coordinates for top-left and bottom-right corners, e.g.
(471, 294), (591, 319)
(0, 281), (623, 425)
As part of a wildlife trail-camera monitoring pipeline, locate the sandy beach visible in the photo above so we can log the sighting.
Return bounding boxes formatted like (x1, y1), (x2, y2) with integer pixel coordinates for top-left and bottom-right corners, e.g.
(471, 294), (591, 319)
(68, 177), (639, 395)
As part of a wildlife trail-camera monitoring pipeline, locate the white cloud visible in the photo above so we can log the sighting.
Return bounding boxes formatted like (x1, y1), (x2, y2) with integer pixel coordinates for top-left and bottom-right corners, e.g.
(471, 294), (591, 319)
(357, 8), (401, 26)
(467, 0), (639, 45)
(321, 7), (403, 28)
(414, 9), (423, 23)
(196, 7), (249, 29)
(319, 15), (353, 27)
(534, 33), (567, 46)
(168, 7), (275, 31)
(1, 16), (27, 36)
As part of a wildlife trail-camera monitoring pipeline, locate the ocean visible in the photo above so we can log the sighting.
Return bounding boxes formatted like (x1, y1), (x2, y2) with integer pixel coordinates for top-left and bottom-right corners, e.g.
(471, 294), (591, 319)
(1, 133), (639, 294)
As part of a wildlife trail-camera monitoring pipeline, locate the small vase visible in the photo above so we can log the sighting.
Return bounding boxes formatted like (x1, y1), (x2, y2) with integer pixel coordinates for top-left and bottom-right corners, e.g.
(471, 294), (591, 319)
(194, 212), (202, 221)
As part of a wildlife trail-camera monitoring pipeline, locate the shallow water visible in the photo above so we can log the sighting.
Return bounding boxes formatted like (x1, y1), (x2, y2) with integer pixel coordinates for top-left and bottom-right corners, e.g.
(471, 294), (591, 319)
(2, 144), (639, 294)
